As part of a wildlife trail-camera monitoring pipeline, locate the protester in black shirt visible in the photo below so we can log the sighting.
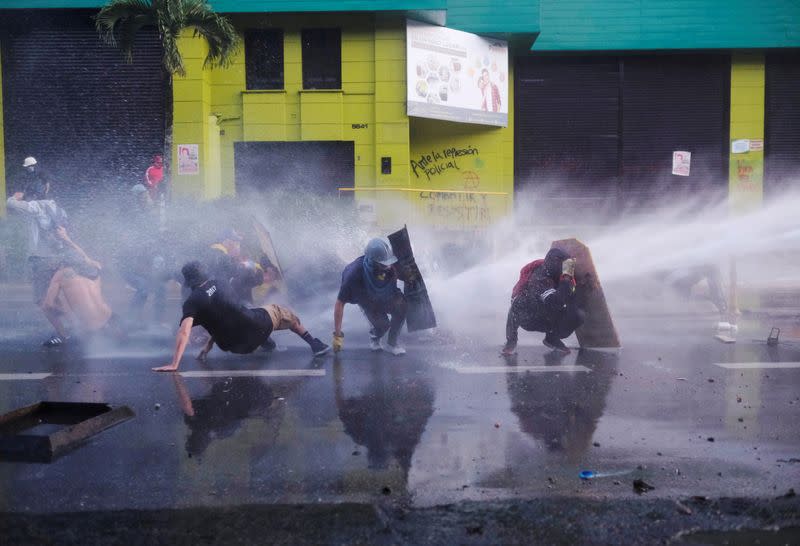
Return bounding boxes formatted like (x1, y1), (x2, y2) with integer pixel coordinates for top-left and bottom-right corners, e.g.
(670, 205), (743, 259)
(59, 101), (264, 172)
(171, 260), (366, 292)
(153, 262), (329, 372)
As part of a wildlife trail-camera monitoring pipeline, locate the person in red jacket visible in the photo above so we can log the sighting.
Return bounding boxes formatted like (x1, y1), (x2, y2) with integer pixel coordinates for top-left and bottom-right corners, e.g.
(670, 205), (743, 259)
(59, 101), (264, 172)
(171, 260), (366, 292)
(502, 248), (583, 356)
(144, 154), (164, 198)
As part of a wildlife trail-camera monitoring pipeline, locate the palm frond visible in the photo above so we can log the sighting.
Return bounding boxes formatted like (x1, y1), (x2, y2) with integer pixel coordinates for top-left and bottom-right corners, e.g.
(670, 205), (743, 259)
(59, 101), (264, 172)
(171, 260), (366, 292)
(183, 0), (241, 70)
(95, 0), (153, 47)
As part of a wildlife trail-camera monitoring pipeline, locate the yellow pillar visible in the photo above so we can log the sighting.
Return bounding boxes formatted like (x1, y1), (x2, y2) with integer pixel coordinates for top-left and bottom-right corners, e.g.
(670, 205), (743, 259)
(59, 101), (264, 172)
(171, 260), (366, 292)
(728, 52), (765, 214)
(171, 30), (221, 200)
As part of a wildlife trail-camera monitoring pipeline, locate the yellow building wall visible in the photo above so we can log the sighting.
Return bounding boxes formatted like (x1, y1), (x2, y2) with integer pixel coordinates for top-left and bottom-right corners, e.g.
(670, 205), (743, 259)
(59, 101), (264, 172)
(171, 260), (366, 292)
(729, 52), (765, 215)
(173, 14), (514, 230)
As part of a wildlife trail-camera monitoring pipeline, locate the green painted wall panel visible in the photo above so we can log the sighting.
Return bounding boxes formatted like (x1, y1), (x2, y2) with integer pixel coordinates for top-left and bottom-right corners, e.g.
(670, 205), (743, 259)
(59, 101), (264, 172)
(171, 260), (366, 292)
(445, 0), (540, 34)
(535, 0), (800, 50)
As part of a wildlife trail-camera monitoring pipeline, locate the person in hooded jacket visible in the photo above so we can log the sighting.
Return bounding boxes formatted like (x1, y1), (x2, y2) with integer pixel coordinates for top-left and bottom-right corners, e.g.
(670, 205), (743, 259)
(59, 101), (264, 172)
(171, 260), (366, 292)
(332, 238), (407, 356)
(502, 248), (583, 356)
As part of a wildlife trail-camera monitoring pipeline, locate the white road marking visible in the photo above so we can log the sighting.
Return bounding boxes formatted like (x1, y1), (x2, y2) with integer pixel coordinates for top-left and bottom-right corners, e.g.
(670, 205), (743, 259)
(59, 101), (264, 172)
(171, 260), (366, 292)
(714, 362), (800, 370)
(180, 369), (325, 378)
(0, 373), (51, 380)
(446, 365), (591, 374)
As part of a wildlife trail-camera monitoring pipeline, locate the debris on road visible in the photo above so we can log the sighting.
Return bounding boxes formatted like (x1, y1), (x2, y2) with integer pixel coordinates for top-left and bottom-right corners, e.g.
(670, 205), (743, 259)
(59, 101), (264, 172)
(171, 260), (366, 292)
(633, 479), (655, 494)
(675, 501), (692, 515)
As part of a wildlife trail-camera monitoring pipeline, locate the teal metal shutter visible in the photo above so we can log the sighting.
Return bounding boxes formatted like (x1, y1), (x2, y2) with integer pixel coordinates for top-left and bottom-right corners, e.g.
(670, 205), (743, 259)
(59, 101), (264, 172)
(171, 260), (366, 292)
(1, 10), (166, 204)
(765, 51), (800, 198)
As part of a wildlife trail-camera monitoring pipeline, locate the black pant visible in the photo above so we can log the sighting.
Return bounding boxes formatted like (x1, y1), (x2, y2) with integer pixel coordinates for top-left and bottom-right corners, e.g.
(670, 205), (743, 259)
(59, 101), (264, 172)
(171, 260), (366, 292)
(359, 290), (407, 346)
(506, 296), (584, 344)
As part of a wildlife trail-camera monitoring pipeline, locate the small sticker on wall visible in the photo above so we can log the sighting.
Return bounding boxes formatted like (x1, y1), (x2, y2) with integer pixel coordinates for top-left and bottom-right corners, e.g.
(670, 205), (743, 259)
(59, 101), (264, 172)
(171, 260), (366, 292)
(731, 139), (750, 154)
(749, 139), (764, 152)
(672, 151), (691, 177)
(177, 144), (199, 175)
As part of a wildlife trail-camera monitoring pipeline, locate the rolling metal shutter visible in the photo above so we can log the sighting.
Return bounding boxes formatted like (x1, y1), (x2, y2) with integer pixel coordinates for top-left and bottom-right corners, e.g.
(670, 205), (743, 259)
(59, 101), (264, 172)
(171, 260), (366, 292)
(621, 55), (729, 206)
(1, 10), (166, 205)
(765, 51), (800, 198)
(515, 57), (621, 220)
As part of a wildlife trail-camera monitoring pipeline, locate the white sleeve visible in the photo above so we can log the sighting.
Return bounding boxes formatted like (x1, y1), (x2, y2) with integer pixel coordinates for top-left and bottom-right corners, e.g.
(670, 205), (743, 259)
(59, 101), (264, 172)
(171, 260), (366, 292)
(6, 197), (35, 215)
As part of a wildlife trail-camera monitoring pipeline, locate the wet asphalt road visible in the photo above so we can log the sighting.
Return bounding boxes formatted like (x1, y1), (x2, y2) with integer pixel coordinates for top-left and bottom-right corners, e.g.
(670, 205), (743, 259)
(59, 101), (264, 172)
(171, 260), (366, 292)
(0, 302), (799, 543)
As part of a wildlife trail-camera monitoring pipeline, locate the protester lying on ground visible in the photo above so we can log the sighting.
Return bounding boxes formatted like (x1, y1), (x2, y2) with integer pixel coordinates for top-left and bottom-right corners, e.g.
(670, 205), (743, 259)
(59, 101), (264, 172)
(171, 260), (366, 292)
(333, 238), (407, 356)
(153, 261), (329, 372)
(502, 248), (584, 356)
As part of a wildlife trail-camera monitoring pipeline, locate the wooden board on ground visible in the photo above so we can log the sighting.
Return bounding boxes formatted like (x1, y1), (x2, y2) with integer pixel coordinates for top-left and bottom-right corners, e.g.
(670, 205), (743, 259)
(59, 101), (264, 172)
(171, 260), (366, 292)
(251, 218), (289, 304)
(388, 226), (437, 332)
(551, 238), (620, 348)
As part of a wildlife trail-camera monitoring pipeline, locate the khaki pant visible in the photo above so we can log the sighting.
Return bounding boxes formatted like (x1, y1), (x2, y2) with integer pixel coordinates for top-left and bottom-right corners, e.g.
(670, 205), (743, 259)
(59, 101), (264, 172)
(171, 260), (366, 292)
(262, 304), (299, 331)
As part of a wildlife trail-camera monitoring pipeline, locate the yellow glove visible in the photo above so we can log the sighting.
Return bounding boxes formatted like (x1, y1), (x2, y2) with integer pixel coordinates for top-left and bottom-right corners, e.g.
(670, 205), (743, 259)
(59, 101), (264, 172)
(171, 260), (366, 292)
(562, 258), (576, 278)
(332, 332), (344, 353)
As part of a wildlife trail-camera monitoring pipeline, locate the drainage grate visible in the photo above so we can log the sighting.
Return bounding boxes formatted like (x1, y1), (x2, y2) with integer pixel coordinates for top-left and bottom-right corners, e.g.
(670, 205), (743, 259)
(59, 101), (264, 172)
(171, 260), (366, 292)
(0, 402), (134, 463)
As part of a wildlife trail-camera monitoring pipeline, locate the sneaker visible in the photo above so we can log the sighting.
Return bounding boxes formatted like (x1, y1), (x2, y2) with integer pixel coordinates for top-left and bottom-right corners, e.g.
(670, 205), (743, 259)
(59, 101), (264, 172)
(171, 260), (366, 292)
(543, 334), (570, 354)
(261, 337), (277, 352)
(386, 344), (406, 356)
(310, 338), (330, 357)
(42, 335), (67, 347)
(369, 337), (383, 351)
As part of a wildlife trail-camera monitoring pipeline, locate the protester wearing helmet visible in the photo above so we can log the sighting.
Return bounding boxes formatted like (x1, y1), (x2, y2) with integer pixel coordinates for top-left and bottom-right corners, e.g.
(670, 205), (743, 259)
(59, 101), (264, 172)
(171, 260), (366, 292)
(332, 238), (408, 356)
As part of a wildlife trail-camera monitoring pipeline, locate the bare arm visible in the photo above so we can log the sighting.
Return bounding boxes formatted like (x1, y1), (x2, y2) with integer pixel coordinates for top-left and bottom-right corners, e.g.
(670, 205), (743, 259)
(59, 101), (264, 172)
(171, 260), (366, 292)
(334, 299), (345, 335)
(6, 194), (33, 213)
(56, 227), (101, 269)
(153, 317), (194, 372)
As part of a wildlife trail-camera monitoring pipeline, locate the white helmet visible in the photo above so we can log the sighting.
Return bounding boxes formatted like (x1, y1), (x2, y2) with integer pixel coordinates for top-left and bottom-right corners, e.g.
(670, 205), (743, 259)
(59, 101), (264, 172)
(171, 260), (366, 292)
(22, 157), (37, 168)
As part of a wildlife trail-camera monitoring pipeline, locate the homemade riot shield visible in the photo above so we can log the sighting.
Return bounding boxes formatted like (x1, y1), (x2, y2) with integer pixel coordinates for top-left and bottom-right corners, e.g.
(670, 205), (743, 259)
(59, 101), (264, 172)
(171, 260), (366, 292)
(550, 238), (620, 348)
(388, 226), (437, 332)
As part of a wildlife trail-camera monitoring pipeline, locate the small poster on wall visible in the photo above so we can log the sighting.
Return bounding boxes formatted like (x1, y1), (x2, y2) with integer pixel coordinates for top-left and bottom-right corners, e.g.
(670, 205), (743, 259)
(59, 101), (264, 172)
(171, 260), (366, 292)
(177, 144), (199, 175)
(672, 151), (691, 176)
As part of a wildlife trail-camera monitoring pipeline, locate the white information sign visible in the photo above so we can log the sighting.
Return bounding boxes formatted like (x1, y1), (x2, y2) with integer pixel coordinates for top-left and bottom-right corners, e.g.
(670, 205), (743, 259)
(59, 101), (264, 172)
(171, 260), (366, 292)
(177, 144), (199, 175)
(672, 151), (691, 176)
(406, 19), (508, 127)
(731, 139), (750, 154)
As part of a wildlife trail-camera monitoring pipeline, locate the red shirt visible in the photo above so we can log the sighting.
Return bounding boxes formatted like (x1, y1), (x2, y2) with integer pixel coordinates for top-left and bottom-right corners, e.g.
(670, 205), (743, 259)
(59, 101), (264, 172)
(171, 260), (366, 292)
(145, 165), (164, 195)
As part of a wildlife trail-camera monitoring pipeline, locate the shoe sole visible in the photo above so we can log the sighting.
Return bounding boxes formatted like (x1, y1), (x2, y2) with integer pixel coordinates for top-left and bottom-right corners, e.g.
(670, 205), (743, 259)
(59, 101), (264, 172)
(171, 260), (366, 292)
(543, 340), (570, 354)
(313, 346), (331, 357)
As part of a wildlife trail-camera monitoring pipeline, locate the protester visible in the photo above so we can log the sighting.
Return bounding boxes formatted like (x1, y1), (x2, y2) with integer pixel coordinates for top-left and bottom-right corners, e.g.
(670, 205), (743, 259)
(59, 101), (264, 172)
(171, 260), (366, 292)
(41, 261), (115, 340)
(118, 184), (169, 326)
(203, 228), (266, 304)
(5, 175), (101, 345)
(144, 154), (165, 199)
(333, 238), (407, 356)
(502, 248), (584, 355)
(153, 261), (329, 372)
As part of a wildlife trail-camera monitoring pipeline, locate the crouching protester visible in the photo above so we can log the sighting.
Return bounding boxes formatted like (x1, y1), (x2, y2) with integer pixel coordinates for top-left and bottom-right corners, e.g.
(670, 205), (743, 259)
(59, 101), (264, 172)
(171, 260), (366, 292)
(502, 248), (584, 356)
(333, 238), (407, 356)
(153, 262), (329, 372)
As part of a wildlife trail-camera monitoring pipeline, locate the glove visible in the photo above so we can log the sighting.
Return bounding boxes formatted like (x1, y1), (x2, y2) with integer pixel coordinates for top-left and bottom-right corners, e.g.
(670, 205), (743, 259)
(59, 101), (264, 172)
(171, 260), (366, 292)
(562, 258), (576, 278)
(332, 332), (344, 353)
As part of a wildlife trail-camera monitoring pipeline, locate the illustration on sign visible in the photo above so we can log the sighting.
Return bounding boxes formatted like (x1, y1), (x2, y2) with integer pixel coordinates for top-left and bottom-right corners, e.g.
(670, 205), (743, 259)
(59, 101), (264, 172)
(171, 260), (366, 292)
(406, 19), (508, 127)
(177, 144), (199, 175)
(672, 151), (691, 177)
(731, 139), (750, 154)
